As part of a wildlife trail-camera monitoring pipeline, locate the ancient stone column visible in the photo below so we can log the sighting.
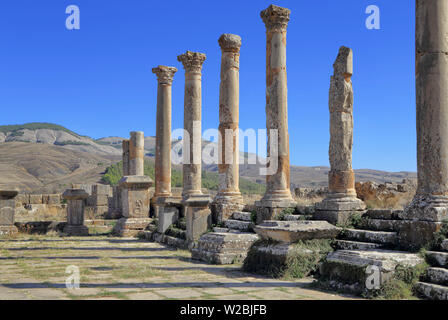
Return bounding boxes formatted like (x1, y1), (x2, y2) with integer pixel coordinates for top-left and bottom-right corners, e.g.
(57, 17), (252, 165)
(315, 46), (365, 225)
(153, 66), (177, 200)
(152, 66), (182, 219)
(399, 0), (448, 249)
(0, 190), (19, 235)
(129, 131), (144, 176)
(177, 51), (207, 200)
(256, 5), (296, 222)
(211, 34), (244, 223)
(113, 131), (153, 236)
(122, 139), (130, 176)
(62, 189), (89, 236)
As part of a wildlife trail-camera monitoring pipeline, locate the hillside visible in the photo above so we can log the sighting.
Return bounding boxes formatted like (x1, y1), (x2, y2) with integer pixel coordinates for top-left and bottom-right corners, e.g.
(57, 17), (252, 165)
(0, 123), (417, 193)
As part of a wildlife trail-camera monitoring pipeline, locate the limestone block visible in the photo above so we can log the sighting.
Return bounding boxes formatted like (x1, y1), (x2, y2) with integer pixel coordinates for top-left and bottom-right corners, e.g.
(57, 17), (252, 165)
(186, 207), (212, 242)
(92, 184), (111, 196)
(254, 220), (340, 243)
(157, 207), (179, 234)
(0, 207), (14, 225)
(29, 194), (43, 204)
(119, 176), (152, 219)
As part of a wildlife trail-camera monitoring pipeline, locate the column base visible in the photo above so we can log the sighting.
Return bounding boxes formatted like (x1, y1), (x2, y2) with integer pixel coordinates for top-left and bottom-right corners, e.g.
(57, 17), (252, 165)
(314, 195), (366, 225)
(152, 195), (183, 218)
(254, 199), (297, 224)
(0, 225), (18, 236)
(211, 194), (244, 224)
(63, 225), (89, 236)
(182, 194), (212, 243)
(112, 217), (153, 237)
(397, 195), (448, 250)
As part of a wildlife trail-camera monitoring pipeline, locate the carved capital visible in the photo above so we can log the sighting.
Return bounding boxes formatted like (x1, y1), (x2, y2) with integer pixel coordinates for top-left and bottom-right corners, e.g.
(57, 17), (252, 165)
(218, 34), (242, 53)
(177, 51), (206, 73)
(152, 66), (177, 85)
(260, 5), (290, 32)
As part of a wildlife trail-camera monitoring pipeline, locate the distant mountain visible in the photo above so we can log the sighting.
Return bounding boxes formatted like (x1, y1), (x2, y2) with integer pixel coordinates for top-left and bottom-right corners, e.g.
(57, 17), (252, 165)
(0, 123), (417, 193)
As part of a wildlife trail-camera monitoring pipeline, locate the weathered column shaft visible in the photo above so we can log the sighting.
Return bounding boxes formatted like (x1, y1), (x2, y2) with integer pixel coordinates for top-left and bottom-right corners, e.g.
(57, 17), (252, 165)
(122, 139), (130, 176)
(217, 34), (242, 198)
(129, 131), (144, 176)
(328, 46), (356, 196)
(261, 5), (293, 202)
(416, 0), (448, 197)
(152, 66), (177, 198)
(178, 51), (206, 198)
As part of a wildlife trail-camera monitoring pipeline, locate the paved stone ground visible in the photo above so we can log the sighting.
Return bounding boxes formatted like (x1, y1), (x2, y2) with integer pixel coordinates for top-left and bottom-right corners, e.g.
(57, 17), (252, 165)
(0, 234), (359, 300)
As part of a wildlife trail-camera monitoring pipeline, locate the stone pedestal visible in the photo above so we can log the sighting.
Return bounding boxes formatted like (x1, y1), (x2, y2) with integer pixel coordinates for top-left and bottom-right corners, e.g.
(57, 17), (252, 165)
(183, 195), (212, 245)
(113, 175), (153, 237)
(315, 46), (365, 225)
(0, 190), (19, 236)
(62, 189), (89, 236)
(398, 0), (448, 248)
(254, 199), (297, 224)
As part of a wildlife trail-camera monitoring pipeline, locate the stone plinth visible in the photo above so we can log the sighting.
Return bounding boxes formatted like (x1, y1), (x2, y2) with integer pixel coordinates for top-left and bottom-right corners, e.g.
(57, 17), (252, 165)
(254, 199), (297, 224)
(211, 34), (244, 223)
(62, 189), (89, 236)
(398, 0), (448, 248)
(183, 195), (212, 244)
(254, 220), (341, 243)
(113, 175), (153, 237)
(0, 190), (19, 235)
(315, 46), (365, 225)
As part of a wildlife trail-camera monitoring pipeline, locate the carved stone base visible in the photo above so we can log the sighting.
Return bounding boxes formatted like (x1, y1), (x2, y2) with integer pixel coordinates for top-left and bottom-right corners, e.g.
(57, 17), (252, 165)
(63, 225), (89, 236)
(314, 196), (366, 225)
(152, 195), (183, 218)
(254, 199), (297, 224)
(112, 217), (152, 237)
(0, 225), (18, 236)
(183, 194), (212, 244)
(397, 195), (448, 250)
(210, 197), (244, 224)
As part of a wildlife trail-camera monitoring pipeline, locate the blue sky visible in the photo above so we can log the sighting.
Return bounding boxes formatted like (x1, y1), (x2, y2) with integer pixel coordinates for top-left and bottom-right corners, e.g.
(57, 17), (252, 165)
(0, 0), (415, 172)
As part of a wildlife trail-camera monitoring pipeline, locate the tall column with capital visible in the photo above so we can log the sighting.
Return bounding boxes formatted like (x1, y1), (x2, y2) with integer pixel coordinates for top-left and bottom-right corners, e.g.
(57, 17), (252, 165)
(177, 51), (207, 200)
(178, 51), (211, 244)
(256, 5), (296, 223)
(211, 34), (244, 223)
(399, 0), (448, 249)
(314, 46), (365, 225)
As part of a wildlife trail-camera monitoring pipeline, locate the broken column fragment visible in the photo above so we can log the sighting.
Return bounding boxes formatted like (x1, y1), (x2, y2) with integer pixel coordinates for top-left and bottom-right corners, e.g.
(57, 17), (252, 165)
(315, 46), (366, 225)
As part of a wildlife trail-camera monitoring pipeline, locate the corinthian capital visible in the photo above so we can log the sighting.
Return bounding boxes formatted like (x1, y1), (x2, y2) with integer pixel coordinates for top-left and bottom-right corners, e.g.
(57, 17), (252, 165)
(218, 34), (242, 53)
(152, 66), (177, 85)
(260, 4), (290, 32)
(177, 51), (206, 73)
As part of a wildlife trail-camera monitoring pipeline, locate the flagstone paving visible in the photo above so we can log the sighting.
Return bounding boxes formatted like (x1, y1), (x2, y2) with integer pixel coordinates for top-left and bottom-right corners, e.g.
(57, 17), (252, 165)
(0, 235), (359, 300)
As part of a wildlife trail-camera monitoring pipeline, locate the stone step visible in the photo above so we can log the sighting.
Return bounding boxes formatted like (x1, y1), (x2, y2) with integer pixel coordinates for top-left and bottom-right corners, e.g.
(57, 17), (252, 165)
(415, 282), (448, 300)
(283, 214), (313, 221)
(320, 249), (424, 290)
(364, 209), (402, 220)
(359, 219), (400, 232)
(192, 232), (259, 264)
(341, 229), (397, 246)
(426, 251), (448, 267)
(225, 219), (254, 232)
(231, 212), (252, 222)
(426, 267), (448, 286)
(333, 240), (382, 250)
(213, 227), (229, 233)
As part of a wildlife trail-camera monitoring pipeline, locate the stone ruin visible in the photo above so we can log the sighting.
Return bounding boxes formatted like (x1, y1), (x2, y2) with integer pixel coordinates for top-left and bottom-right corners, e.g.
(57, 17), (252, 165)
(2, 2), (448, 300)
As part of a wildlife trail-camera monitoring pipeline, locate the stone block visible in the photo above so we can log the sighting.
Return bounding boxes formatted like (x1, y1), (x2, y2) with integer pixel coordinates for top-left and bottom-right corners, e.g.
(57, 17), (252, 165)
(29, 194), (43, 204)
(254, 220), (340, 243)
(119, 176), (152, 219)
(157, 207), (179, 234)
(93, 195), (109, 207)
(186, 207), (212, 243)
(92, 184), (111, 196)
(210, 201), (244, 224)
(0, 207), (14, 225)
(397, 220), (442, 250)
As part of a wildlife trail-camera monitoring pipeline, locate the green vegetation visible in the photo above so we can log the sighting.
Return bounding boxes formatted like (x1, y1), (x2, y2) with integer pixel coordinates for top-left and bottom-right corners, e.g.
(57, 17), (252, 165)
(54, 140), (90, 146)
(367, 262), (428, 300)
(242, 239), (333, 279)
(101, 160), (265, 194)
(432, 219), (448, 248)
(0, 122), (83, 138)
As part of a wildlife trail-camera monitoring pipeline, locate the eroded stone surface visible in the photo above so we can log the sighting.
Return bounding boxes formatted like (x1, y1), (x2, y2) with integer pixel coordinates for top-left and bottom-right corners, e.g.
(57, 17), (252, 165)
(255, 220), (340, 243)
